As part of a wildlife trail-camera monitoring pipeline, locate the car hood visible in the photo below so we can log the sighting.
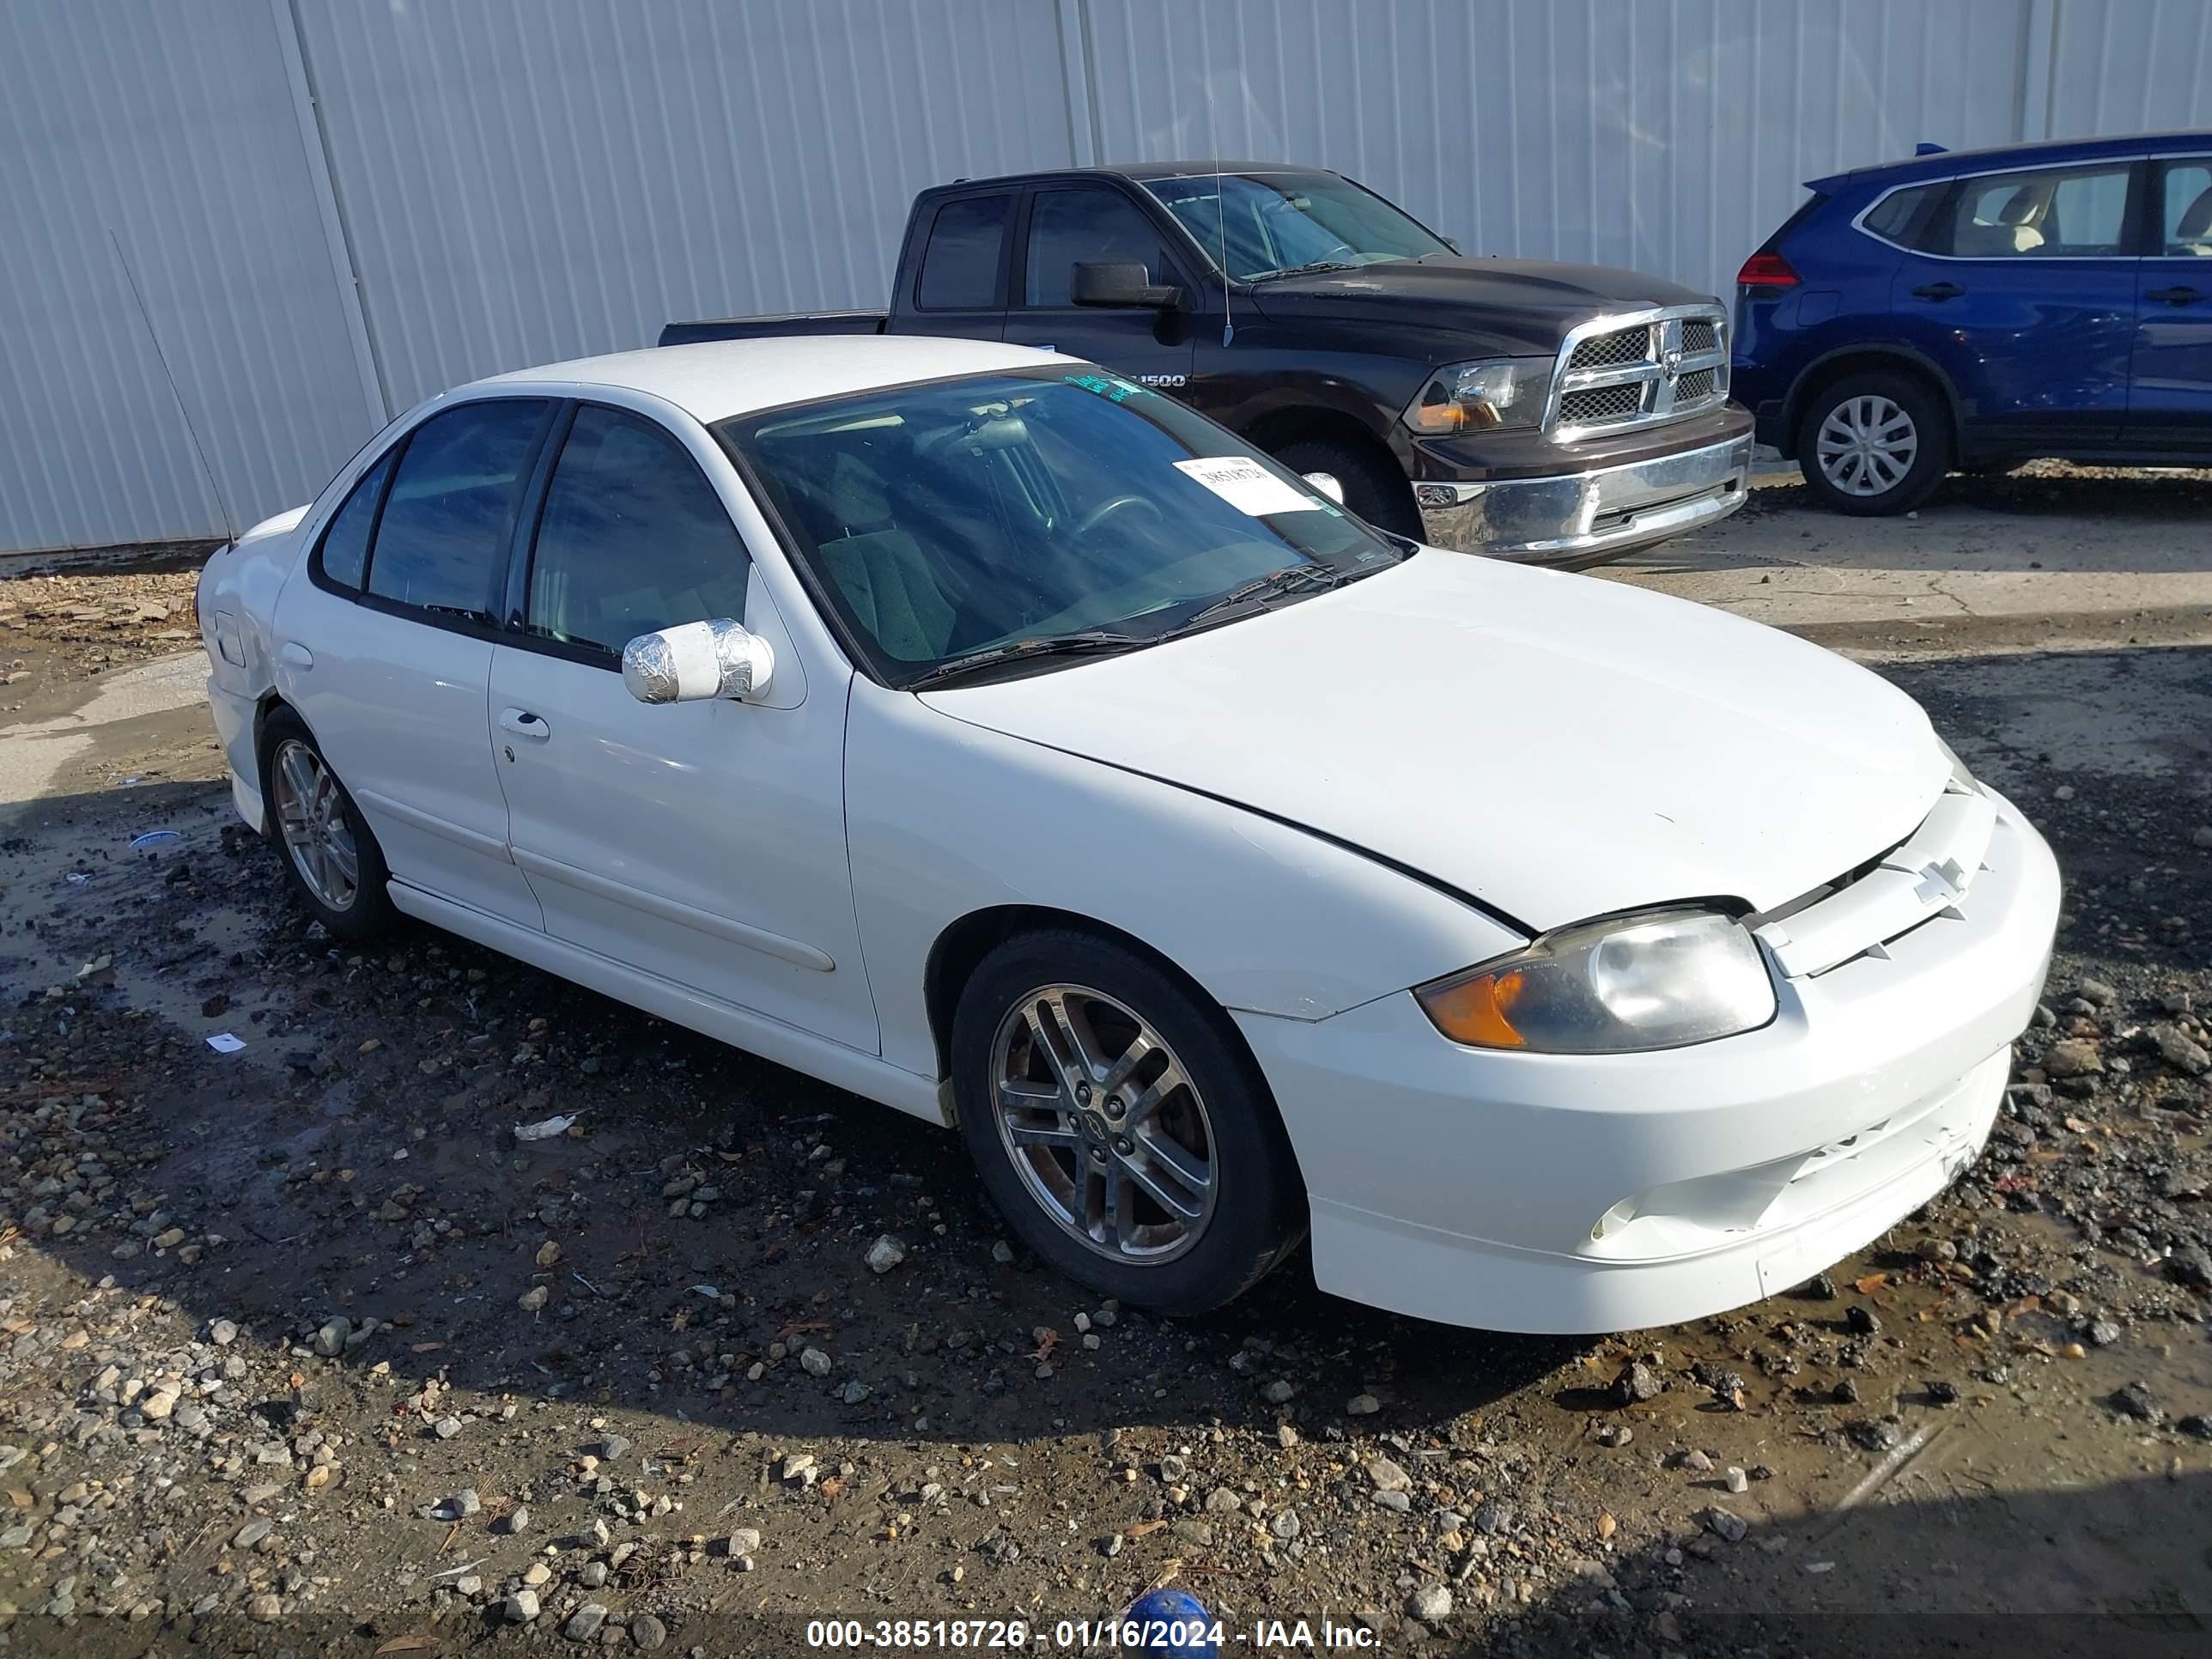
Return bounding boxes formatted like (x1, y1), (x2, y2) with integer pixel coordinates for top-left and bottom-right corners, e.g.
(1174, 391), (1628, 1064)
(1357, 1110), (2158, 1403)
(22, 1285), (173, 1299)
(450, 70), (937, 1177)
(1248, 256), (1719, 356)
(920, 554), (1948, 933)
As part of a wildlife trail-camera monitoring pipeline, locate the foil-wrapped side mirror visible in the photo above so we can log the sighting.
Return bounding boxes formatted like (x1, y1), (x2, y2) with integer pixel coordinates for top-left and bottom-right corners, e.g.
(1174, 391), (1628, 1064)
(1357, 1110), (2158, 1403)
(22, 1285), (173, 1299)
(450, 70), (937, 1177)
(1300, 471), (1346, 505)
(621, 618), (775, 705)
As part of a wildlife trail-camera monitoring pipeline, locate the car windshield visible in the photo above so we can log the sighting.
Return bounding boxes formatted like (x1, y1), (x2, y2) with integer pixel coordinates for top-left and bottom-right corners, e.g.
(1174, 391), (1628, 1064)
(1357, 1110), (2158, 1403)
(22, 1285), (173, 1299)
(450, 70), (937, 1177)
(716, 368), (1407, 687)
(1140, 170), (1452, 281)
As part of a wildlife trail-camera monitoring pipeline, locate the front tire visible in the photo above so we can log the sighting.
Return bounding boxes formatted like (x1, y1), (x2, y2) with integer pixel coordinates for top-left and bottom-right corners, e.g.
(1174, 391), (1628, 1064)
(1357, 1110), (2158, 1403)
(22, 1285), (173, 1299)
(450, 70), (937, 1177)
(1273, 436), (1423, 539)
(1795, 370), (1951, 515)
(258, 710), (396, 940)
(951, 929), (1305, 1317)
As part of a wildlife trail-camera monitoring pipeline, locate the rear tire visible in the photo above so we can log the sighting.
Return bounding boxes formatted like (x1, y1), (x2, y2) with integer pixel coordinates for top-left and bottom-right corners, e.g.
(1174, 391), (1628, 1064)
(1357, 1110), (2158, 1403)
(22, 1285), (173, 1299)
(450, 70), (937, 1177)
(1794, 370), (1951, 515)
(258, 709), (397, 940)
(1273, 436), (1423, 539)
(951, 928), (1306, 1318)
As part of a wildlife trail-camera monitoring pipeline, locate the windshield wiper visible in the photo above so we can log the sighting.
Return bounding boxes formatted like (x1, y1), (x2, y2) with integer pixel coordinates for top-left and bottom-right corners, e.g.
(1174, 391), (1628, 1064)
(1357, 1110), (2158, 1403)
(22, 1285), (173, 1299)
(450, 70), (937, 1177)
(1158, 564), (1350, 637)
(1249, 259), (1362, 283)
(904, 630), (1146, 690)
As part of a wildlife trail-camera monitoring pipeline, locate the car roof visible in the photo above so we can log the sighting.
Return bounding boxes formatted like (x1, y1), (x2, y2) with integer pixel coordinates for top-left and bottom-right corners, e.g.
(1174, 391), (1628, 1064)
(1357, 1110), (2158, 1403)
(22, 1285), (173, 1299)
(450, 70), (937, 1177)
(1810, 129), (2211, 192)
(927, 161), (1329, 191)
(471, 335), (1065, 424)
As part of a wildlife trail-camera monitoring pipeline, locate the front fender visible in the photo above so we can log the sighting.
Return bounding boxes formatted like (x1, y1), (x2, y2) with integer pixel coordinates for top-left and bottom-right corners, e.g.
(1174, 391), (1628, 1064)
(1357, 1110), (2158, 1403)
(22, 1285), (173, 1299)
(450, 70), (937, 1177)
(844, 679), (1523, 1080)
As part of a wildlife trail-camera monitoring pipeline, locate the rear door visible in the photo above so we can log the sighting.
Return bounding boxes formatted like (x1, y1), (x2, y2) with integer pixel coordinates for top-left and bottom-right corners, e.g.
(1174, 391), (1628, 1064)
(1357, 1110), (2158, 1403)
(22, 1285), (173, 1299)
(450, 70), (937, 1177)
(1000, 184), (1196, 389)
(899, 190), (1012, 344)
(2128, 154), (2212, 451)
(273, 398), (554, 929)
(1885, 158), (2142, 447)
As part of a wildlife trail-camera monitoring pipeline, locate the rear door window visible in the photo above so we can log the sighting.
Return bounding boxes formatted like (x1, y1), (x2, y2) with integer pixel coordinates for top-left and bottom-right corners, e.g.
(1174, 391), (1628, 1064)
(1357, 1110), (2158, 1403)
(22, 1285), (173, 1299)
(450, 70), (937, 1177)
(525, 405), (750, 658)
(1933, 163), (2134, 258)
(2159, 160), (2212, 255)
(313, 451), (394, 592)
(367, 400), (549, 623)
(916, 195), (1010, 311)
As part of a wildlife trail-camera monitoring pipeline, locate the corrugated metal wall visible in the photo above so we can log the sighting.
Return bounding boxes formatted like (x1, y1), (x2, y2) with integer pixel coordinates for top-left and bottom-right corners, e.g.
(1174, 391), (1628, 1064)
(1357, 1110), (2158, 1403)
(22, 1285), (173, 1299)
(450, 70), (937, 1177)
(1083, 0), (2032, 303)
(0, 0), (376, 550)
(4, 0), (2211, 553)
(295, 0), (1079, 411)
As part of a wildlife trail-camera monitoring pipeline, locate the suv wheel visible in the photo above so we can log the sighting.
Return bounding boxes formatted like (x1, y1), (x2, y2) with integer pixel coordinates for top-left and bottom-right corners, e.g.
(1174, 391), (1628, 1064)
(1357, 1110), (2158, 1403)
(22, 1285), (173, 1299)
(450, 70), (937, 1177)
(951, 929), (1306, 1317)
(259, 710), (397, 940)
(1796, 371), (1951, 515)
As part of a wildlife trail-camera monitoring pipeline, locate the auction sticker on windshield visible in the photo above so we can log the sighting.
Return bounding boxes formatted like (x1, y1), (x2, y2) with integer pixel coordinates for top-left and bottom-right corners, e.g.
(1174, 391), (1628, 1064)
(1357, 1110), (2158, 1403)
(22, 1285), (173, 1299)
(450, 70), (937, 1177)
(1173, 456), (1319, 517)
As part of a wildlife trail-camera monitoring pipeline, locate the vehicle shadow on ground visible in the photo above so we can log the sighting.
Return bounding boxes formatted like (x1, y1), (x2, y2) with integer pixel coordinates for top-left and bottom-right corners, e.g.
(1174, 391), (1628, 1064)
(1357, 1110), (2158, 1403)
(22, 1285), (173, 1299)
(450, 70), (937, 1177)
(1626, 464), (2212, 578)
(4, 783), (1582, 1456)
(1504, 1467), (2212, 1659)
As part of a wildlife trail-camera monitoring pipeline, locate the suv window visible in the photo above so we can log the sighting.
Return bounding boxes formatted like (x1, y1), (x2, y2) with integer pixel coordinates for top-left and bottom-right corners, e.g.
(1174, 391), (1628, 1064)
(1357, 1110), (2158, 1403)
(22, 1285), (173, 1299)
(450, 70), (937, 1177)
(916, 195), (1009, 310)
(315, 451), (394, 592)
(1862, 183), (1940, 246)
(1023, 188), (1176, 307)
(2160, 161), (2212, 255)
(526, 405), (750, 657)
(367, 400), (547, 622)
(1934, 163), (2133, 258)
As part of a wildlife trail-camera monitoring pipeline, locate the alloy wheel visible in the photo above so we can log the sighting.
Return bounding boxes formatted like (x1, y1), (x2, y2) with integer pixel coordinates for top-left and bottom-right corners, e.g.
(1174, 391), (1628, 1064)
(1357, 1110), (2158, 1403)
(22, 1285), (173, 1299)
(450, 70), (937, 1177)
(989, 983), (1218, 1263)
(1815, 394), (1918, 496)
(271, 738), (359, 911)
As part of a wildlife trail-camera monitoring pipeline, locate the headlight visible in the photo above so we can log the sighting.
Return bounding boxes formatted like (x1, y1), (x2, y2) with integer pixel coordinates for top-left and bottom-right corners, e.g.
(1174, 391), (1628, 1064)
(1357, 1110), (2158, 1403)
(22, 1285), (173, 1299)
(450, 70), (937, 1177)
(1400, 356), (1552, 434)
(1415, 908), (1776, 1054)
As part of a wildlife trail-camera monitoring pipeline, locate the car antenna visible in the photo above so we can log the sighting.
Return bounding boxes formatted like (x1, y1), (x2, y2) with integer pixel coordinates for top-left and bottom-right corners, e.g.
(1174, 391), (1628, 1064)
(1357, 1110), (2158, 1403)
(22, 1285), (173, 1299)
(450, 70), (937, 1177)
(1208, 80), (1232, 349)
(109, 224), (240, 548)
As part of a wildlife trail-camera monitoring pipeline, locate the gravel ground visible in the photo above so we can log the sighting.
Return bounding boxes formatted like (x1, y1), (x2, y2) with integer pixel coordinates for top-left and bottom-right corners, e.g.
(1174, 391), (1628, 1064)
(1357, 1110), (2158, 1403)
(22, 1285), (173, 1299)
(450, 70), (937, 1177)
(0, 489), (2208, 1657)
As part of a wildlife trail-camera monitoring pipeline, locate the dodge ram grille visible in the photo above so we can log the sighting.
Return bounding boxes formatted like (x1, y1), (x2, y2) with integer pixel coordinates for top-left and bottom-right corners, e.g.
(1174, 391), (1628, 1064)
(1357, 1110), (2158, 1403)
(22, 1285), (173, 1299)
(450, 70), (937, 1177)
(1547, 304), (1729, 439)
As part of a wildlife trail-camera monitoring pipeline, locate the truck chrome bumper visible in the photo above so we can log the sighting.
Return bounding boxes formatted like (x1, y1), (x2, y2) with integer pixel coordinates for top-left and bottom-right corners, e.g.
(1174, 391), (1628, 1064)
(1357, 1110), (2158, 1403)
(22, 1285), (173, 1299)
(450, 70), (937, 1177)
(1416, 432), (1753, 568)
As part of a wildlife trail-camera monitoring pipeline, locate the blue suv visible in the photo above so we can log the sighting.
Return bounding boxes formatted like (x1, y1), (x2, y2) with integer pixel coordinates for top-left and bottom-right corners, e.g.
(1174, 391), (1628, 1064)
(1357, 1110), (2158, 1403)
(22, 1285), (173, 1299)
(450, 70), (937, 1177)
(1732, 131), (2212, 514)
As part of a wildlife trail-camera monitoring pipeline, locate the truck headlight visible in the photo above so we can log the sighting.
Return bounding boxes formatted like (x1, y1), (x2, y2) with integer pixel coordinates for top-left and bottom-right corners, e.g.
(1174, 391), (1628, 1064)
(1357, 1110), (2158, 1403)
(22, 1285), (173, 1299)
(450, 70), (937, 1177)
(1415, 908), (1776, 1054)
(1400, 356), (1552, 434)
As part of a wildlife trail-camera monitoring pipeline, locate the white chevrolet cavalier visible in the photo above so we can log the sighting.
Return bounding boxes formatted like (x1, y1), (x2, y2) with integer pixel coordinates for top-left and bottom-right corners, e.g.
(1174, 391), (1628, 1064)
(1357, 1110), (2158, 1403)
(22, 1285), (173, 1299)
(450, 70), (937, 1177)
(198, 337), (2060, 1333)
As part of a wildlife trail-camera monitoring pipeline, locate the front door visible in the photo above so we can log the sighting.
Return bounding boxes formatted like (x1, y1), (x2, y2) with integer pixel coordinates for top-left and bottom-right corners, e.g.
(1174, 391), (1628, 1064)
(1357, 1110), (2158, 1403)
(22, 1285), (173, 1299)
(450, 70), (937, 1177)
(1887, 158), (2141, 448)
(2128, 155), (2212, 452)
(1001, 185), (1196, 391)
(273, 398), (554, 929)
(486, 401), (878, 1053)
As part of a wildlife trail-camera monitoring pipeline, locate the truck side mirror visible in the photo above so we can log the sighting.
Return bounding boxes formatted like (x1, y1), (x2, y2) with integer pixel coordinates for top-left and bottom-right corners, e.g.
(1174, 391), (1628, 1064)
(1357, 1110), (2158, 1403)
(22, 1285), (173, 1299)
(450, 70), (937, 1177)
(1072, 262), (1182, 309)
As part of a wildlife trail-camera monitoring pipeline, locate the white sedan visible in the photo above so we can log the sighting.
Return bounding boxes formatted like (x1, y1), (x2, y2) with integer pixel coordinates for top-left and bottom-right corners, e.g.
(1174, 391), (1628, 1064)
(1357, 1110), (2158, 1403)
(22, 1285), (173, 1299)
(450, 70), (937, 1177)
(198, 336), (2060, 1333)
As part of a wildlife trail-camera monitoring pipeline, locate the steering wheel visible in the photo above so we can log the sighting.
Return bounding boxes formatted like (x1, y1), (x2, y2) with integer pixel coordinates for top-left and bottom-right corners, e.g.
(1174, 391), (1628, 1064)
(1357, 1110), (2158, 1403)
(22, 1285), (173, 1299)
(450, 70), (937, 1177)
(1073, 494), (1166, 540)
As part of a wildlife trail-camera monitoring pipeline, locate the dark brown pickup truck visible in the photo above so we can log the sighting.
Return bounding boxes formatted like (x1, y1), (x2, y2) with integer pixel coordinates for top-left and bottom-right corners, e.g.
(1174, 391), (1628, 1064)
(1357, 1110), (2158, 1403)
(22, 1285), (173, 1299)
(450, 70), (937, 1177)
(664, 163), (1753, 567)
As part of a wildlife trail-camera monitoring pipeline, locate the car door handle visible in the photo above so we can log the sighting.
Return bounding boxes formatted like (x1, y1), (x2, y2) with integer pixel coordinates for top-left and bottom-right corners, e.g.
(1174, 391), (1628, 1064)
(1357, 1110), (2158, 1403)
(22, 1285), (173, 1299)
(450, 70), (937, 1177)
(497, 708), (550, 739)
(2147, 285), (2203, 305)
(278, 641), (313, 669)
(1911, 282), (1965, 301)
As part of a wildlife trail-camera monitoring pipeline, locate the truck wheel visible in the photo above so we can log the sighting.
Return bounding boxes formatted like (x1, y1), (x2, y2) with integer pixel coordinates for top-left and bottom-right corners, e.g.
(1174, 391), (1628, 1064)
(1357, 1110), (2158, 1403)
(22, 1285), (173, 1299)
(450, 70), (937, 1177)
(1795, 371), (1950, 515)
(951, 928), (1307, 1318)
(1273, 438), (1423, 539)
(258, 709), (397, 940)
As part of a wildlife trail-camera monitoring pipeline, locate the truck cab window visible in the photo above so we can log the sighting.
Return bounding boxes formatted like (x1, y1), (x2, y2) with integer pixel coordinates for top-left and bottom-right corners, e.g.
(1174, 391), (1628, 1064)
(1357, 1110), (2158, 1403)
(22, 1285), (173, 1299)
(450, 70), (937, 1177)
(917, 195), (1009, 310)
(1024, 189), (1175, 306)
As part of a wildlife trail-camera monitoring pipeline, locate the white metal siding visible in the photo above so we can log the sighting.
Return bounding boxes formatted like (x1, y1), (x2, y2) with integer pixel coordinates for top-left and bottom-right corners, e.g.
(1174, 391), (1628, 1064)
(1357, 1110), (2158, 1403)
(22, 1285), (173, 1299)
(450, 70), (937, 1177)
(1083, 0), (2030, 300)
(5, 0), (2212, 553)
(295, 0), (1079, 413)
(0, 0), (374, 550)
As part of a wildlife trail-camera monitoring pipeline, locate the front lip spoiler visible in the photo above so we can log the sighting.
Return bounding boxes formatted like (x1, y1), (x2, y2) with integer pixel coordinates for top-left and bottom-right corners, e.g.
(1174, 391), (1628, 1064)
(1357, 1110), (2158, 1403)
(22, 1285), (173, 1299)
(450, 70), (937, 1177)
(1416, 432), (1753, 569)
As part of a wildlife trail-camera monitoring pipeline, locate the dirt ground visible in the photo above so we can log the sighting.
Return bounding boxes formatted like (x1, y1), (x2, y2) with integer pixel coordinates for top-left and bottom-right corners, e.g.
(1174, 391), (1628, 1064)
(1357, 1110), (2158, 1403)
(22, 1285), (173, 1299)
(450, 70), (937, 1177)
(0, 468), (2209, 1658)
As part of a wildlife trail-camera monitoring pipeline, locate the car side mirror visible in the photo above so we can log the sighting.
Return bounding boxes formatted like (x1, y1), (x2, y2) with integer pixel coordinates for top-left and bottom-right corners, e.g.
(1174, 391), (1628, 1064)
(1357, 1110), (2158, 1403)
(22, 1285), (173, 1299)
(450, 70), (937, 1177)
(1300, 471), (1346, 505)
(1072, 261), (1182, 308)
(621, 617), (775, 704)
(1442, 236), (1463, 253)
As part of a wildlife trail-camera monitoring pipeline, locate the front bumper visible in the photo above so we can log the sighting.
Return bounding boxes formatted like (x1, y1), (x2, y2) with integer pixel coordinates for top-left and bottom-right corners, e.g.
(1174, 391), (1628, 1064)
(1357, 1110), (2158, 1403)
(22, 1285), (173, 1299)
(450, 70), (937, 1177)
(1415, 430), (1753, 568)
(1238, 793), (2061, 1334)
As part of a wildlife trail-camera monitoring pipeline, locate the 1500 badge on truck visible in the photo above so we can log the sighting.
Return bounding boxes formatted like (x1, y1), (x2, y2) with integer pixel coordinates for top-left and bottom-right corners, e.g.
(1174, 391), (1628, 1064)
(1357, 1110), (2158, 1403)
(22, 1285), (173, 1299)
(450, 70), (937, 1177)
(664, 163), (1753, 568)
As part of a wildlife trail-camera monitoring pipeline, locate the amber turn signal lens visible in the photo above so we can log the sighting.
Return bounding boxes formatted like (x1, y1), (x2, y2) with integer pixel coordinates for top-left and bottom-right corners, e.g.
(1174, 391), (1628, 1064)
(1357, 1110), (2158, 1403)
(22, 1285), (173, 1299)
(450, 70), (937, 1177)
(1419, 967), (1527, 1048)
